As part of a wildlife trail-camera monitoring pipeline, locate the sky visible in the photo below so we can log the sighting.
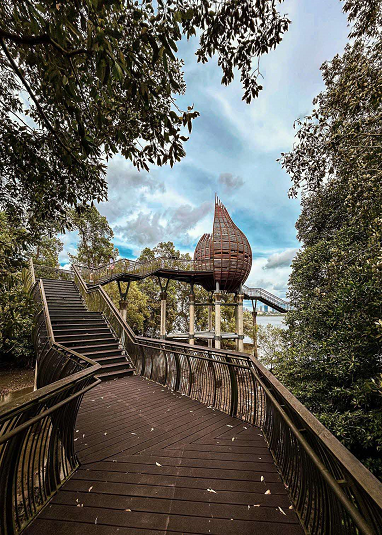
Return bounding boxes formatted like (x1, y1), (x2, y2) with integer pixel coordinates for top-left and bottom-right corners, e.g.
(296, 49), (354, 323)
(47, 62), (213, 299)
(60, 0), (350, 300)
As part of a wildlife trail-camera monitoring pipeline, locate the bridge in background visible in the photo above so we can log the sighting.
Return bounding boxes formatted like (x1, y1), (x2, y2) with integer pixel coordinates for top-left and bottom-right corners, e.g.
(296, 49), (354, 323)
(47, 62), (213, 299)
(0, 262), (381, 535)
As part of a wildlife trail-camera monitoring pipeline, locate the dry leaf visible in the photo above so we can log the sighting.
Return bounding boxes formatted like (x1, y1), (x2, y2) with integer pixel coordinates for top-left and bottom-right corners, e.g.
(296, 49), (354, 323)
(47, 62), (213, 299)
(265, 490), (271, 495)
(151, 428), (154, 431)
(253, 504), (261, 507)
(231, 437), (235, 442)
(207, 488), (217, 493)
(227, 425), (233, 428)
(88, 486), (93, 492)
(95, 517), (98, 525)
(125, 509), (131, 512)
(289, 505), (293, 510)
(278, 507), (286, 516)
(104, 432), (107, 436)
(155, 462), (162, 467)
(260, 476), (264, 482)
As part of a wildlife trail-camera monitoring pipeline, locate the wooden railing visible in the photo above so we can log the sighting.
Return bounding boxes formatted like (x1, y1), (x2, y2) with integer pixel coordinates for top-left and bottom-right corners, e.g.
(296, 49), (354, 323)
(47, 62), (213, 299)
(0, 274), (101, 534)
(71, 266), (382, 535)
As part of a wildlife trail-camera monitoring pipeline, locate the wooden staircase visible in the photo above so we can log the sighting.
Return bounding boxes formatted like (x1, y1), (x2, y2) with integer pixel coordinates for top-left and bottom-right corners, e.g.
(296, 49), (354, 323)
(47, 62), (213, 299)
(43, 278), (134, 381)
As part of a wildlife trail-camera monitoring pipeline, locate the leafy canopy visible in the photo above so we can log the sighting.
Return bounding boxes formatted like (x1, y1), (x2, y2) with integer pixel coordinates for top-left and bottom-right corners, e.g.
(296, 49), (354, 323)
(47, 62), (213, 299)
(0, 0), (290, 231)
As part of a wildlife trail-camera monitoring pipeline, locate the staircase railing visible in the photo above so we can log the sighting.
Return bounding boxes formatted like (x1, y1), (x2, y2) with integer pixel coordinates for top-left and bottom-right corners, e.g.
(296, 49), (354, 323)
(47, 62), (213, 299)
(0, 270), (101, 535)
(71, 266), (382, 535)
(242, 285), (292, 312)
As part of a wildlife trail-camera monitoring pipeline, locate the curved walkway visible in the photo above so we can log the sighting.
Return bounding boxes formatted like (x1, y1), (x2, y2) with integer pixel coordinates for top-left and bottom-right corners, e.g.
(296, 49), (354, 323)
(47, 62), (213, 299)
(25, 376), (302, 535)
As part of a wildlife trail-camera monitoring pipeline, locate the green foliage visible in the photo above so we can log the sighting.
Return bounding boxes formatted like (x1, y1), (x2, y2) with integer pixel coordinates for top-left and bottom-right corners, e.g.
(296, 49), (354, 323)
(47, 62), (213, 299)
(105, 281), (149, 334)
(0, 1), (290, 231)
(278, 4), (382, 478)
(256, 324), (285, 370)
(69, 206), (118, 268)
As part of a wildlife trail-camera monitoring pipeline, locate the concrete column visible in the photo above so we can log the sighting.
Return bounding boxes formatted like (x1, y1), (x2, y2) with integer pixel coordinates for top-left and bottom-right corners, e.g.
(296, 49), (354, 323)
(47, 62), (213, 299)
(237, 291), (244, 352)
(214, 284), (221, 349)
(189, 286), (195, 345)
(119, 299), (128, 322)
(207, 298), (213, 348)
(160, 291), (167, 339)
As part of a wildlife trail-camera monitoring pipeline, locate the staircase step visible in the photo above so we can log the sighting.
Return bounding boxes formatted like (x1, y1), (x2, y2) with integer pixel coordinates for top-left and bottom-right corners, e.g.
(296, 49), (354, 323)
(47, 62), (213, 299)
(96, 368), (134, 381)
(93, 356), (128, 365)
(59, 340), (118, 351)
(51, 320), (106, 328)
(53, 327), (111, 336)
(77, 348), (124, 358)
(55, 333), (112, 342)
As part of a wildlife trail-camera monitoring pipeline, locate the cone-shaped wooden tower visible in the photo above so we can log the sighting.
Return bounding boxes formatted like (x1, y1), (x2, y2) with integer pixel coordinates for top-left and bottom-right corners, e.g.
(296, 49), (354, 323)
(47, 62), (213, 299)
(194, 197), (252, 292)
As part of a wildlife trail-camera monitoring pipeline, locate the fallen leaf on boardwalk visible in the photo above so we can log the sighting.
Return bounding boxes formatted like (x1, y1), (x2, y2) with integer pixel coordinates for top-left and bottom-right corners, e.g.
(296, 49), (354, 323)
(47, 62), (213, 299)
(125, 509), (131, 512)
(88, 486), (93, 492)
(247, 505), (250, 509)
(95, 518), (98, 525)
(260, 476), (264, 482)
(74, 438), (78, 441)
(104, 432), (107, 436)
(253, 504), (261, 507)
(207, 488), (217, 493)
(82, 434), (85, 438)
(231, 437), (235, 442)
(155, 462), (162, 467)
(265, 490), (271, 495)
(77, 504), (81, 507)
(76, 499), (79, 503)
(278, 507), (286, 516)
(151, 428), (154, 431)
(227, 424), (233, 427)
(289, 505), (293, 510)
(243, 426), (247, 429)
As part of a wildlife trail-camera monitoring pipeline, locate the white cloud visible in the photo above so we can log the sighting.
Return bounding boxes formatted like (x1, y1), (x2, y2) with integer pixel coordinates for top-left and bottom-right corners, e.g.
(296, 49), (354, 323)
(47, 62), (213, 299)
(264, 248), (298, 270)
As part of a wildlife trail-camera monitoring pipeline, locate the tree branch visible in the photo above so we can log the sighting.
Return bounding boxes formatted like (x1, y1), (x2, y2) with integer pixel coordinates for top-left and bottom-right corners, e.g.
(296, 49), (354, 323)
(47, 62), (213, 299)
(0, 37), (80, 163)
(0, 28), (90, 57)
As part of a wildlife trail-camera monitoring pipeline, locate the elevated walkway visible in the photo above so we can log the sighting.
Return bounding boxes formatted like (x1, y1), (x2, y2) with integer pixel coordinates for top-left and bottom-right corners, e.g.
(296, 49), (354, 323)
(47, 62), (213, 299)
(75, 258), (292, 313)
(25, 376), (302, 535)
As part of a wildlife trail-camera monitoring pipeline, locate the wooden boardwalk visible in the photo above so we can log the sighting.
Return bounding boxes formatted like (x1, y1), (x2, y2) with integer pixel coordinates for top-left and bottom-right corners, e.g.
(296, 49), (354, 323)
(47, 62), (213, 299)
(25, 376), (303, 535)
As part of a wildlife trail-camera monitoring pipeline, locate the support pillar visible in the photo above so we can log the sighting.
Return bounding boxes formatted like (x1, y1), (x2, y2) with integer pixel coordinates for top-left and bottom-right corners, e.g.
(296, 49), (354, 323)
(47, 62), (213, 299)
(160, 291), (167, 339)
(252, 299), (258, 359)
(119, 300), (128, 322)
(189, 285), (195, 345)
(237, 289), (244, 352)
(208, 295), (213, 348)
(117, 281), (130, 323)
(214, 283), (221, 349)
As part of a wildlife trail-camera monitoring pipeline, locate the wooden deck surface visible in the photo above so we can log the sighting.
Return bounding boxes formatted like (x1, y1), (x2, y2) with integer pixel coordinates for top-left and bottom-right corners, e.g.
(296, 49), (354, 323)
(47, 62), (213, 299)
(25, 375), (303, 534)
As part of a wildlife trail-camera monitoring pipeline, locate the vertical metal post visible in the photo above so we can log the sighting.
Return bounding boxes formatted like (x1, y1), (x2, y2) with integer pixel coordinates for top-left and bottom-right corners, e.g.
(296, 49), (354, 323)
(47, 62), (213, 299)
(208, 294), (213, 348)
(189, 283), (195, 345)
(214, 282), (221, 349)
(237, 287), (244, 352)
(160, 291), (167, 339)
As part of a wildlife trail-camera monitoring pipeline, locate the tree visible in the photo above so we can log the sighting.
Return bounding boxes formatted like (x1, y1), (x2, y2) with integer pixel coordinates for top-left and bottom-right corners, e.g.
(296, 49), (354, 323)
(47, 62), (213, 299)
(0, 212), (36, 367)
(0, 0), (290, 232)
(69, 206), (118, 268)
(278, 4), (382, 477)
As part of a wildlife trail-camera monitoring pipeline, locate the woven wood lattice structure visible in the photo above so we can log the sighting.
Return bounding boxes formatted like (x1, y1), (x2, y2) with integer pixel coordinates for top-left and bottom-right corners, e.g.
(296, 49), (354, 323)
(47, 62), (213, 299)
(194, 198), (252, 292)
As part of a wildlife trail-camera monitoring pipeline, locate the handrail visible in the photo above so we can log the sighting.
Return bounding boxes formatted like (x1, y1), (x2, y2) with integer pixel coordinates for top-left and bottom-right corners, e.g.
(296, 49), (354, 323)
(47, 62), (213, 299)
(0, 263), (101, 535)
(71, 265), (382, 535)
